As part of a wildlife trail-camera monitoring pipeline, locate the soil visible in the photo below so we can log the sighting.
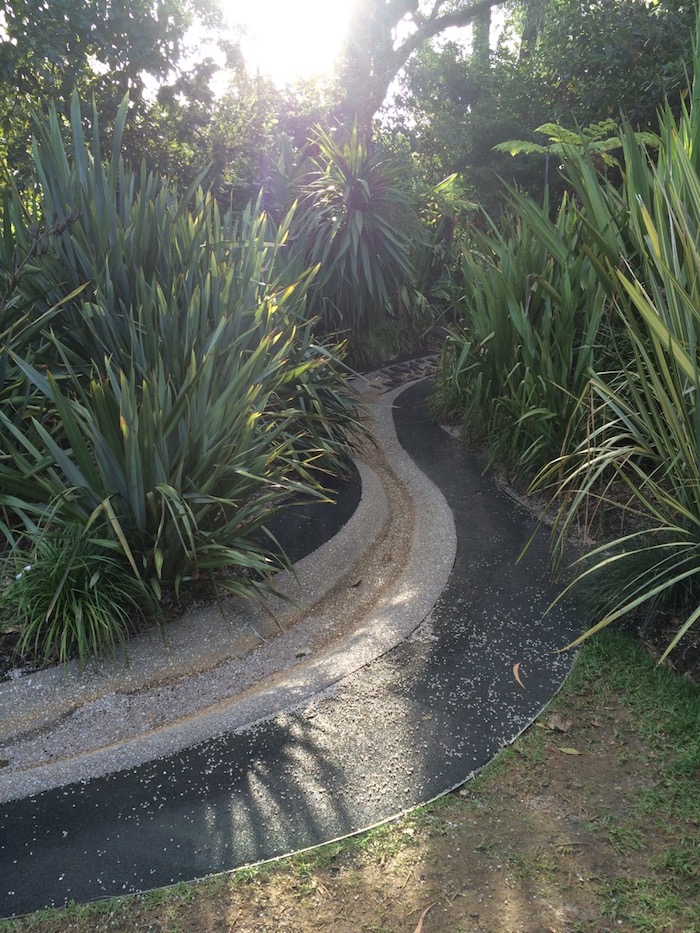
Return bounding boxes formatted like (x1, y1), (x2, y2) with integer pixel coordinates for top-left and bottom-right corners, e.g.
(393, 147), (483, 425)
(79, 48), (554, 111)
(3, 637), (698, 933)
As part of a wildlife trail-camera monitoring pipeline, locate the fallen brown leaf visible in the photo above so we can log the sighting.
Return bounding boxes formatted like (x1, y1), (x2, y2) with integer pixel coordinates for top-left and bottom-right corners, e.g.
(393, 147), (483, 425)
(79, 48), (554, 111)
(546, 714), (573, 733)
(513, 661), (526, 690)
(559, 747), (582, 756)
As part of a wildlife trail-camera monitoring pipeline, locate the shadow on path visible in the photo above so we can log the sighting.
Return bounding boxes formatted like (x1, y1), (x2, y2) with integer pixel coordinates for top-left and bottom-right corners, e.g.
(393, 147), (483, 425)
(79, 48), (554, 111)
(0, 380), (580, 917)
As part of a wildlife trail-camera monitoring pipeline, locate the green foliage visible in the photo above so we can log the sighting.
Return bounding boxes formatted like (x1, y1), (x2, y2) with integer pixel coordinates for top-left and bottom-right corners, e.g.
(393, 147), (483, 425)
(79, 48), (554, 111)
(392, 38), (554, 216)
(0, 522), (155, 667)
(391, 0), (694, 218)
(436, 8), (700, 659)
(517, 12), (700, 661)
(541, 115), (700, 660)
(203, 70), (337, 211)
(433, 191), (609, 481)
(335, 0), (504, 131)
(525, 0), (694, 128)
(410, 171), (475, 316)
(495, 119), (659, 167)
(0, 94), (362, 664)
(294, 125), (421, 340)
(0, 0), (221, 181)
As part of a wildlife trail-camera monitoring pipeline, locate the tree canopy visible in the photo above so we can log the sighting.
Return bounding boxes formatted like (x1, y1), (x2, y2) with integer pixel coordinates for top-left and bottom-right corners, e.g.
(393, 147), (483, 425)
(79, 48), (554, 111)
(0, 0), (220, 172)
(0, 0), (695, 213)
(389, 0), (695, 213)
(336, 0), (506, 130)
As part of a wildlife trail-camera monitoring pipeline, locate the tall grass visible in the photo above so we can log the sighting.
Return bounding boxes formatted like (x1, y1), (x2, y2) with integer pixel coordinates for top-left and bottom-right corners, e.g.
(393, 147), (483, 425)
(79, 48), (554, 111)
(541, 107), (700, 661)
(1, 520), (157, 666)
(438, 10), (700, 660)
(0, 94), (362, 664)
(433, 191), (610, 481)
(527, 13), (700, 660)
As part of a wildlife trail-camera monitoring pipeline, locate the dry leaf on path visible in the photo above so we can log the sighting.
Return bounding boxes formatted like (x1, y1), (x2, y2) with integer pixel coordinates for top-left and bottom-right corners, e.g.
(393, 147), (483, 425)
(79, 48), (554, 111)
(413, 901), (438, 933)
(559, 747), (582, 756)
(513, 661), (526, 690)
(546, 714), (573, 733)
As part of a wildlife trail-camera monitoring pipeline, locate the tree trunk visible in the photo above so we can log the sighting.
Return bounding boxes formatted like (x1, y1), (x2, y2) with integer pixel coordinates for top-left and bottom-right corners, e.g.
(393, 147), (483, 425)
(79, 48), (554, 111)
(335, 0), (505, 136)
(518, 0), (548, 62)
(472, 5), (491, 71)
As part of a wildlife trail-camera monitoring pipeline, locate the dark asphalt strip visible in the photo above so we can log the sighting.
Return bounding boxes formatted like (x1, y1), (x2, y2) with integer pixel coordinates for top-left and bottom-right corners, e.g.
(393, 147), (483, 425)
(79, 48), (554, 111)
(261, 460), (361, 563)
(0, 380), (581, 917)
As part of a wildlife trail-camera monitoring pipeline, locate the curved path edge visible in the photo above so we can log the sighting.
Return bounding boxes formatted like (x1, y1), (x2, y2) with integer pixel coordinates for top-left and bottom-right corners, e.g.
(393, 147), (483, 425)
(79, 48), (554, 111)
(0, 378), (581, 917)
(0, 378), (455, 801)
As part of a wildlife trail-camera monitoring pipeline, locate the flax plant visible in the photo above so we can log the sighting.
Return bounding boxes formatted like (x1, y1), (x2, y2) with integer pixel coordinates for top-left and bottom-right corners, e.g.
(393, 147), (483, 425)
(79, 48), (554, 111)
(433, 192), (609, 481)
(535, 19), (700, 660)
(542, 134), (700, 661)
(0, 94), (362, 663)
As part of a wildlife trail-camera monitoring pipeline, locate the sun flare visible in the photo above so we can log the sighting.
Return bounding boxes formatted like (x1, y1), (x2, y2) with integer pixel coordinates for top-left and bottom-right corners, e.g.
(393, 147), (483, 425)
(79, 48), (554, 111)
(226, 0), (355, 85)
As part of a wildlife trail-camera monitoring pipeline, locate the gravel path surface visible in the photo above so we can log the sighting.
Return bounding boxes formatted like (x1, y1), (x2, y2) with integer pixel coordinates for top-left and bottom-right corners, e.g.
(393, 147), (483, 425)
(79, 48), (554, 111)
(0, 366), (581, 918)
(0, 358), (452, 802)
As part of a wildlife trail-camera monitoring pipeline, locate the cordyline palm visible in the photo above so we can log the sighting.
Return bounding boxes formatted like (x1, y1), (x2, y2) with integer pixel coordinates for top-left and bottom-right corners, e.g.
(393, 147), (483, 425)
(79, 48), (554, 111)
(295, 124), (419, 337)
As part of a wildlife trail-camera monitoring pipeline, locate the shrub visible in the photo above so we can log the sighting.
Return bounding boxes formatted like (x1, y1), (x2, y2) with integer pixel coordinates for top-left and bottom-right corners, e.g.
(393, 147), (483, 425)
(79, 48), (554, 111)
(540, 97), (700, 662)
(0, 94), (362, 663)
(436, 10), (700, 660)
(432, 191), (610, 482)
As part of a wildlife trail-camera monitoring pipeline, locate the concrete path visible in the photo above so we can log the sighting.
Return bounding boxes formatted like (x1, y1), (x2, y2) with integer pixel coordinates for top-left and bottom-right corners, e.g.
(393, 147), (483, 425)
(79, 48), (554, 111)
(0, 373), (580, 917)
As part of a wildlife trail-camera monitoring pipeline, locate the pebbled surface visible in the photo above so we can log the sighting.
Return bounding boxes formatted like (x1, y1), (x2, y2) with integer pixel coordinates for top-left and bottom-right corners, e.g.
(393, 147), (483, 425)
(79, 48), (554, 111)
(0, 378), (580, 917)
(0, 362), (454, 801)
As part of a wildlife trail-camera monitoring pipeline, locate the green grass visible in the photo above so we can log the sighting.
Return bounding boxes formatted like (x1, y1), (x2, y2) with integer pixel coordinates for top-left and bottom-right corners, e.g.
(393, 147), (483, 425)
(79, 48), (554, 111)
(599, 876), (699, 932)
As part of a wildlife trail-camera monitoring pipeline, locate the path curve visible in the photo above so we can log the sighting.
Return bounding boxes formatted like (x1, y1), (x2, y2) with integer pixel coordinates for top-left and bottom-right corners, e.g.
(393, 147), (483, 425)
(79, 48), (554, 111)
(0, 374), (580, 917)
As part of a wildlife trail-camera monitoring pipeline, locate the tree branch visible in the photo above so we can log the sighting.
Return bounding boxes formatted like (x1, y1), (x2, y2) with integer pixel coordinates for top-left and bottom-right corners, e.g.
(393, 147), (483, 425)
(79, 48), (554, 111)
(400, 0), (502, 67)
(337, 0), (505, 132)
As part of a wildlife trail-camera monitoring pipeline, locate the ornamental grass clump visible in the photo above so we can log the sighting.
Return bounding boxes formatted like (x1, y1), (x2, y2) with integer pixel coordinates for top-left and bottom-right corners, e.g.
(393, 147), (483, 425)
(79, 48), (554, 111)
(540, 105), (700, 662)
(529, 18), (700, 661)
(436, 12), (700, 661)
(432, 191), (610, 482)
(0, 94), (362, 665)
(0, 521), (156, 667)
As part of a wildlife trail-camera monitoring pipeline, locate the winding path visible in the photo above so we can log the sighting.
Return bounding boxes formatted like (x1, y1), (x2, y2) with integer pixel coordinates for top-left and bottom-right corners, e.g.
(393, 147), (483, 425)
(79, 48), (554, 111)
(0, 374), (580, 917)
